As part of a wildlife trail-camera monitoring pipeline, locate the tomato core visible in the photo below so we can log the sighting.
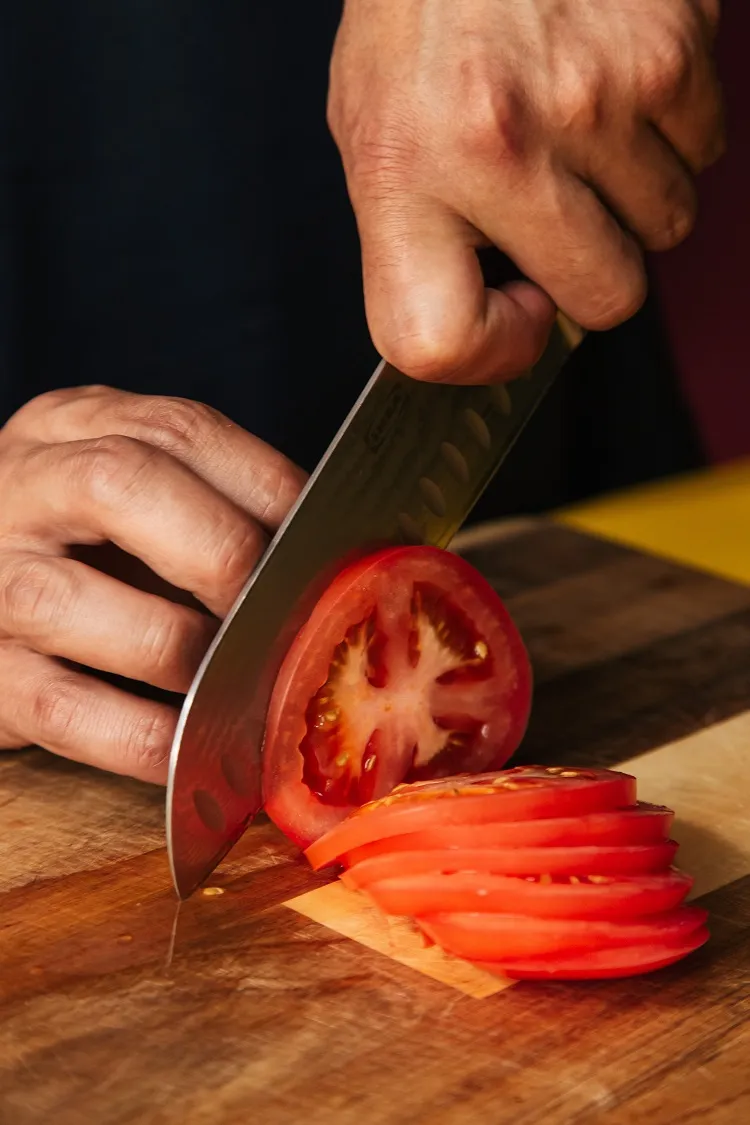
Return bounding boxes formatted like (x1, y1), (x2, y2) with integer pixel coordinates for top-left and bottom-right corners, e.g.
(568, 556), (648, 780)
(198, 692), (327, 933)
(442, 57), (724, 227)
(298, 580), (496, 806)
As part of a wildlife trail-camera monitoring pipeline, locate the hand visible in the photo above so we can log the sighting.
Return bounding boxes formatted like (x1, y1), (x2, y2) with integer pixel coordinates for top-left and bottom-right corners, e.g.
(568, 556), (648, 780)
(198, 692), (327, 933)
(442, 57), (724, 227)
(329, 0), (723, 383)
(0, 387), (306, 783)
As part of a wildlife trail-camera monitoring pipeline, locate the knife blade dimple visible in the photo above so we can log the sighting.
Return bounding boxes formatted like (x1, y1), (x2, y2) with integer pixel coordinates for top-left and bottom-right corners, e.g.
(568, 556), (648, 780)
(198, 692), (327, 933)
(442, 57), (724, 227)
(166, 313), (583, 897)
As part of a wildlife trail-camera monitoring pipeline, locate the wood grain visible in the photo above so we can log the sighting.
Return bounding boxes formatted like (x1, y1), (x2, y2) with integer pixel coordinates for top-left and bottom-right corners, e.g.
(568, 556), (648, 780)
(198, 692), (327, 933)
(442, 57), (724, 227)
(1, 524), (749, 1125)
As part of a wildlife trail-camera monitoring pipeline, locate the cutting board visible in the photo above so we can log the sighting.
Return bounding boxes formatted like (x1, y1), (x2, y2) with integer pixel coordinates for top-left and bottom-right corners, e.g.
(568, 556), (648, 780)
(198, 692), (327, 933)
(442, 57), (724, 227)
(1, 523), (749, 1125)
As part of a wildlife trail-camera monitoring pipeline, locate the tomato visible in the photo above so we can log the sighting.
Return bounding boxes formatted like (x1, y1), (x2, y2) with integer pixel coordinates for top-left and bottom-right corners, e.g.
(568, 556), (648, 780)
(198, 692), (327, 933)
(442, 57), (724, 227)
(341, 840), (677, 890)
(359, 869), (693, 919)
(263, 547), (532, 847)
(473, 927), (710, 980)
(305, 766), (638, 869)
(342, 802), (672, 866)
(417, 906), (707, 961)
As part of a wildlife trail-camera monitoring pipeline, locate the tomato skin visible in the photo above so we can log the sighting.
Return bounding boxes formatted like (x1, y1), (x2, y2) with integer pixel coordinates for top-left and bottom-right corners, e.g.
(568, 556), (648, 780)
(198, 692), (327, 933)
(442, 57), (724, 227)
(263, 547), (532, 849)
(358, 869), (693, 919)
(342, 803), (673, 866)
(342, 841), (678, 889)
(297, 749), (707, 980)
(418, 906), (707, 961)
(305, 767), (638, 869)
(473, 927), (710, 980)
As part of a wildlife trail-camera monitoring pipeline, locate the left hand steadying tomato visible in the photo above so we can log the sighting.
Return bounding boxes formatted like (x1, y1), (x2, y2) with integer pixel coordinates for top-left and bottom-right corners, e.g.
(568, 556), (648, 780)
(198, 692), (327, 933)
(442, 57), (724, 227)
(0, 387), (306, 781)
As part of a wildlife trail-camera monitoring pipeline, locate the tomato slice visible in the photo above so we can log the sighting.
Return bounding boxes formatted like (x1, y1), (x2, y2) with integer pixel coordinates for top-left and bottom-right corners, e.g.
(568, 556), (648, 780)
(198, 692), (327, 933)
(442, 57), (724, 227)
(418, 906), (707, 961)
(472, 927), (710, 980)
(342, 802), (673, 866)
(342, 841), (677, 888)
(359, 868), (693, 918)
(263, 547), (532, 847)
(305, 766), (638, 868)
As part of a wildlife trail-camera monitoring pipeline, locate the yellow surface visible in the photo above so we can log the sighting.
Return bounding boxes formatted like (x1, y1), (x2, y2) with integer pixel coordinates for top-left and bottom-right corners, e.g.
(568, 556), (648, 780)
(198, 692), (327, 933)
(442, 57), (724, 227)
(557, 458), (750, 587)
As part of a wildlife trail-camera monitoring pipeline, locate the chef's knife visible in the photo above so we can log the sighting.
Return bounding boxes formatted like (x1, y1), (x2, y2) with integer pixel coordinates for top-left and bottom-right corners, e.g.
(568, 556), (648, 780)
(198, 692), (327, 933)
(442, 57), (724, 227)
(167, 312), (584, 897)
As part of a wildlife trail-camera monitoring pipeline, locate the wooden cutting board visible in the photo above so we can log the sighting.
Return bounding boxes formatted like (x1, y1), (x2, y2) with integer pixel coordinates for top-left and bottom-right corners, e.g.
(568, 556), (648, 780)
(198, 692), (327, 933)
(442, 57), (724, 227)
(1, 523), (749, 1125)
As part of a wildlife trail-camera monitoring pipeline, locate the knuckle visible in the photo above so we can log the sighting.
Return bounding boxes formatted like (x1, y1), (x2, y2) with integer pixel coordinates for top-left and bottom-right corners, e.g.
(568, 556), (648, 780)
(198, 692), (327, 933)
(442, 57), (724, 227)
(4, 388), (78, 435)
(577, 273), (647, 330)
(0, 555), (77, 634)
(647, 196), (697, 252)
(209, 519), (266, 601)
(71, 384), (115, 403)
(32, 674), (83, 746)
(140, 609), (207, 691)
(552, 66), (607, 134)
(2, 385), (119, 443)
(140, 613), (184, 685)
(73, 434), (161, 507)
(638, 36), (692, 108)
(381, 327), (468, 384)
(252, 461), (306, 526)
(10, 385), (107, 422)
(24, 387), (83, 413)
(121, 396), (225, 459)
(125, 707), (174, 780)
(454, 69), (525, 164)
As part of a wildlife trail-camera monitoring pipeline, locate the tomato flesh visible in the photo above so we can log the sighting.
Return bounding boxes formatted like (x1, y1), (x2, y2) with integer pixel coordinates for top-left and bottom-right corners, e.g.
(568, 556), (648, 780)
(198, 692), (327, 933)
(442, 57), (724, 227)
(297, 754), (707, 981)
(360, 869), (693, 919)
(418, 906), (707, 961)
(342, 841), (677, 888)
(473, 927), (710, 980)
(305, 766), (638, 868)
(263, 548), (532, 847)
(342, 802), (672, 865)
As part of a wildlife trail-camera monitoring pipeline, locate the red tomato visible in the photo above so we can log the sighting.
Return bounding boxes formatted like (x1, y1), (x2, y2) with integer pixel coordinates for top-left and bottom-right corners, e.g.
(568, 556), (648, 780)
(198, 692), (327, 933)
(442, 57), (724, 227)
(418, 906), (707, 961)
(263, 548), (531, 847)
(341, 841), (677, 888)
(359, 869), (693, 918)
(342, 802), (673, 865)
(305, 766), (638, 868)
(473, 927), (710, 980)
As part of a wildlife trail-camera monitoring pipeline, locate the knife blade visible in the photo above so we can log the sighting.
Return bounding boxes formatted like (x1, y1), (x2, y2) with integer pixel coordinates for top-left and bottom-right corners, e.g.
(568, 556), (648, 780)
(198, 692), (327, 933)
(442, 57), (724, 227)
(166, 312), (583, 897)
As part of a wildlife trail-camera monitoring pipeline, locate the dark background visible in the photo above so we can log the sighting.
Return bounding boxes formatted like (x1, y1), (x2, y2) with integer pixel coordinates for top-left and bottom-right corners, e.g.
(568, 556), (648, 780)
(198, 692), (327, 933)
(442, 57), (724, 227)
(0, 2), (744, 519)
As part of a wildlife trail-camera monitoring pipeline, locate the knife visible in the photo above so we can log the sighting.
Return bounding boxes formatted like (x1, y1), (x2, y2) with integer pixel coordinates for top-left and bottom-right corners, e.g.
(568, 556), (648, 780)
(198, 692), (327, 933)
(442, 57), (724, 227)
(166, 312), (584, 897)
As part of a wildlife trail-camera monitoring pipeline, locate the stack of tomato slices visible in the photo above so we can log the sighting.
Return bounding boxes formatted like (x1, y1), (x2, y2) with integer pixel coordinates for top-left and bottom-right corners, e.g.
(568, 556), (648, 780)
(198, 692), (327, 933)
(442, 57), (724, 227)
(305, 766), (709, 980)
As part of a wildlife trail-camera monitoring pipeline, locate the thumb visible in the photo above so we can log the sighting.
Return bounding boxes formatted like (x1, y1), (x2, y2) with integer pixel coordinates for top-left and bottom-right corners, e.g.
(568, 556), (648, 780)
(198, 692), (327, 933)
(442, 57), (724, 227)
(357, 193), (555, 385)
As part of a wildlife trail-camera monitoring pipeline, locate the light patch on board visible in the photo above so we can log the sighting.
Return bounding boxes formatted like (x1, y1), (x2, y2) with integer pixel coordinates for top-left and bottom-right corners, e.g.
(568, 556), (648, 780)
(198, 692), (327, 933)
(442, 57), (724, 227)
(289, 880), (510, 998)
(617, 712), (750, 900)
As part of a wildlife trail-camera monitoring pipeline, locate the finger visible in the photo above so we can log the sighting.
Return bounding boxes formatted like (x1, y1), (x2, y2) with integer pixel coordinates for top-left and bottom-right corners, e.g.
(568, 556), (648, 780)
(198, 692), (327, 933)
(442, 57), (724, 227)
(5, 437), (267, 618)
(0, 552), (216, 692)
(640, 32), (725, 172)
(0, 643), (176, 783)
(583, 123), (697, 251)
(467, 165), (647, 331)
(355, 191), (556, 384)
(4, 389), (307, 530)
